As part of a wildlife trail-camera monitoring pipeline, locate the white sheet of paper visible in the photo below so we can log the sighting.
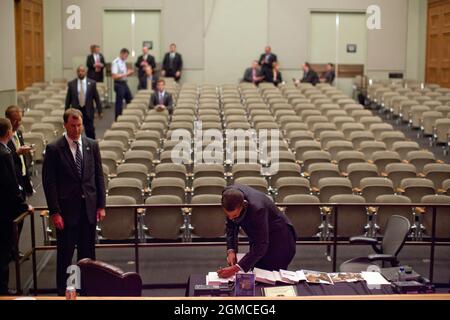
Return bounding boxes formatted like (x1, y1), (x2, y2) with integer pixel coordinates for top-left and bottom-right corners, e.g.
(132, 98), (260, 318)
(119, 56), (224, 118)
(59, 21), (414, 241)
(207, 272), (235, 285)
(295, 270), (307, 282)
(361, 272), (390, 285)
(280, 270), (300, 283)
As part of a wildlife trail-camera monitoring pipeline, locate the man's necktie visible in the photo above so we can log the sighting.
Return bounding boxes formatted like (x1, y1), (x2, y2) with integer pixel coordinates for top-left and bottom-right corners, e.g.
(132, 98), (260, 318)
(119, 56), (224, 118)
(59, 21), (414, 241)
(159, 93), (164, 105)
(78, 82), (86, 107)
(73, 141), (83, 177)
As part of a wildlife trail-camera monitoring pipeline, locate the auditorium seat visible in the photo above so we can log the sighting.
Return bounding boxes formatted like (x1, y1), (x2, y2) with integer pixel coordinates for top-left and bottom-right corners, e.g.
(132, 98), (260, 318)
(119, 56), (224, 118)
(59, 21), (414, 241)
(144, 195), (184, 240)
(282, 194), (321, 239)
(191, 195), (225, 238)
(100, 196), (137, 240)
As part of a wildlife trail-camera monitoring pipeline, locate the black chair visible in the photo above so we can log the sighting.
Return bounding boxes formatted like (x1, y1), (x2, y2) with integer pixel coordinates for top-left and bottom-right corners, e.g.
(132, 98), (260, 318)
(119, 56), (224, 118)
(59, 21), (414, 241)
(339, 215), (411, 273)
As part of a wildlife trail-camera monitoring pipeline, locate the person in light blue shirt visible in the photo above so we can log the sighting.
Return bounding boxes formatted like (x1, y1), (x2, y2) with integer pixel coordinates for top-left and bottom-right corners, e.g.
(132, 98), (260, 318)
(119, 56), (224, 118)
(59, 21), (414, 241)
(111, 48), (134, 120)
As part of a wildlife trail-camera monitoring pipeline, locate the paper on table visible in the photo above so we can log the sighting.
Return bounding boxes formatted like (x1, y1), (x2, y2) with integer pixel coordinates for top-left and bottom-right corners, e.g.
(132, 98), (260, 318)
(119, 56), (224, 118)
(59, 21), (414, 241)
(253, 268), (277, 285)
(279, 270), (301, 283)
(361, 272), (390, 285)
(273, 271), (294, 284)
(207, 272), (235, 285)
(237, 253), (245, 263)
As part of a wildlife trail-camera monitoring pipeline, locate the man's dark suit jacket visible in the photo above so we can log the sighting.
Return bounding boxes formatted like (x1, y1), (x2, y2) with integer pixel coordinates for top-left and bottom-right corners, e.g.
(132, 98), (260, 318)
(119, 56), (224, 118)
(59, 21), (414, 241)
(243, 68), (264, 83)
(323, 70), (336, 84)
(162, 52), (183, 74)
(135, 54), (156, 79)
(65, 78), (103, 118)
(301, 70), (320, 86)
(139, 75), (158, 91)
(225, 185), (297, 272)
(7, 131), (33, 196)
(42, 136), (106, 227)
(265, 70), (283, 86)
(258, 53), (278, 69)
(258, 53), (278, 80)
(86, 54), (106, 82)
(149, 92), (174, 115)
(0, 143), (28, 222)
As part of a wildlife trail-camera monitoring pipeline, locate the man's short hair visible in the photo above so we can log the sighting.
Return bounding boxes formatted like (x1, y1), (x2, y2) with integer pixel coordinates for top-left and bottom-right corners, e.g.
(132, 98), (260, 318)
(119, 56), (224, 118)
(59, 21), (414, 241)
(328, 63), (335, 68)
(222, 189), (244, 211)
(120, 48), (130, 55)
(63, 108), (83, 124)
(5, 105), (21, 119)
(157, 79), (165, 85)
(0, 118), (12, 138)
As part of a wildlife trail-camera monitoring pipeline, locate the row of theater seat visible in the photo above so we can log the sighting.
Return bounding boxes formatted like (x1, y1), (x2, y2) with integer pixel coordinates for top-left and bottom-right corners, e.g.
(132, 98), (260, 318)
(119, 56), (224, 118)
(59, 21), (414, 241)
(366, 80), (450, 152)
(88, 80), (450, 242)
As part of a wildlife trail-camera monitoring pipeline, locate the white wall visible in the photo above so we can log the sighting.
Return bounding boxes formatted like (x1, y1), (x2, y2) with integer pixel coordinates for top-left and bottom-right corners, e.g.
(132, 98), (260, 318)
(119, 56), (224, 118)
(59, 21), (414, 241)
(406, 0), (427, 82)
(204, 0), (268, 84)
(42, 0), (427, 84)
(0, 0), (17, 115)
(44, 0), (63, 81)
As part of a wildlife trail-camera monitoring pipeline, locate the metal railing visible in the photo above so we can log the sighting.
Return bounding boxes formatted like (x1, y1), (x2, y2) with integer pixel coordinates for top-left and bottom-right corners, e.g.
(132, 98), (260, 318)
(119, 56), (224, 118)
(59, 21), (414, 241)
(12, 202), (450, 295)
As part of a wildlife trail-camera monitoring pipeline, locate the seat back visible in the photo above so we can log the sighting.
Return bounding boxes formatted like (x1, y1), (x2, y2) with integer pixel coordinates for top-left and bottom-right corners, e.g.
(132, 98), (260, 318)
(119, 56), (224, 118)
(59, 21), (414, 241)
(381, 215), (411, 257)
(78, 258), (142, 297)
(144, 195), (184, 239)
(191, 195), (225, 238)
(283, 194), (321, 238)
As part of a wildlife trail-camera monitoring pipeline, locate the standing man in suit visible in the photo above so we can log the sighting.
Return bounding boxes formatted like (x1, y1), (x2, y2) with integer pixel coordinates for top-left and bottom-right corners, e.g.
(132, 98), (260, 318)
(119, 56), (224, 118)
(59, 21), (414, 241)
(217, 185), (297, 278)
(140, 65), (158, 91)
(135, 46), (156, 90)
(42, 109), (106, 296)
(258, 46), (278, 81)
(295, 62), (319, 86)
(243, 60), (265, 85)
(86, 45), (106, 83)
(5, 106), (34, 247)
(265, 62), (283, 87)
(112, 48), (134, 120)
(0, 118), (33, 295)
(65, 66), (103, 140)
(149, 79), (174, 115)
(161, 43), (183, 82)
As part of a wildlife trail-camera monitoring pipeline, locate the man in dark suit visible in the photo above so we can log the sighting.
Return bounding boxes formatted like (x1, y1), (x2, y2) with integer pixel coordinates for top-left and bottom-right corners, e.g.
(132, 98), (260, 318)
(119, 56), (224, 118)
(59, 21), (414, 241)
(243, 60), (265, 85)
(217, 185), (297, 278)
(296, 62), (319, 86)
(65, 65), (103, 140)
(0, 118), (33, 295)
(258, 46), (278, 81)
(265, 62), (283, 87)
(161, 43), (183, 82)
(320, 63), (336, 85)
(5, 106), (34, 246)
(135, 46), (156, 90)
(139, 65), (158, 91)
(149, 79), (174, 115)
(86, 45), (106, 83)
(42, 109), (106, 295)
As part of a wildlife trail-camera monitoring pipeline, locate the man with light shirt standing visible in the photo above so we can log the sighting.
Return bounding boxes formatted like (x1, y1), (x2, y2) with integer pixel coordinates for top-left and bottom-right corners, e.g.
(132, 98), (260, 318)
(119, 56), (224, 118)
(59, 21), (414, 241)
(65, 66), (103, 139)
(217, 185), (297, 279)
(42, 109), (106, 296)
(112, 48), (134, 120)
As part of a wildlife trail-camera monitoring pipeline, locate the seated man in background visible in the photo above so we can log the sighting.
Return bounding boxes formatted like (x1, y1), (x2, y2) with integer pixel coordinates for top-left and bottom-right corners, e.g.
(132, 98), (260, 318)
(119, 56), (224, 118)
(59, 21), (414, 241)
(265, 62), (283, 87)
(140, 65), (158, 91)
(243, 60), (265, 85)
(149, 79), (173, 115)
(320, 63), (336, 85)
(295, 62), (319, 86)
(217, 185), (297, 278)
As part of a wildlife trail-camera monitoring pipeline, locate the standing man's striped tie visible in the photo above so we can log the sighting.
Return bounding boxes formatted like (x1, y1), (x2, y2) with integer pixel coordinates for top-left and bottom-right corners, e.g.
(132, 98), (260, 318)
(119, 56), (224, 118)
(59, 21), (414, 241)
(73, 141), (83, 177)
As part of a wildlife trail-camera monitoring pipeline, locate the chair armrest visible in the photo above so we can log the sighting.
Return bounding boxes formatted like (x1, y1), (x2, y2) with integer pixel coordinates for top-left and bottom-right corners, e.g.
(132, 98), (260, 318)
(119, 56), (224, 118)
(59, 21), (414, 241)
(349, 236), (378, 245)
(368, 254), (397, 263)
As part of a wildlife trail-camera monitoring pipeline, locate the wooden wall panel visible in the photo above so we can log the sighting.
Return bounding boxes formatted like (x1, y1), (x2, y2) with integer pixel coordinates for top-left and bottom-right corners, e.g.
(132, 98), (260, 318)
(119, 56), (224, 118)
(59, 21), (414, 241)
(426, 0), (450, 88)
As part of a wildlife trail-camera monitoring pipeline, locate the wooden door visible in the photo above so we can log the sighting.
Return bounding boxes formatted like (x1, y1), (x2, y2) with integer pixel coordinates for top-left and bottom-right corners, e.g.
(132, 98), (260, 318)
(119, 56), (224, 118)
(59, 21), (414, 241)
(426, 0), (450, 88)
(15, 0), (44, 91)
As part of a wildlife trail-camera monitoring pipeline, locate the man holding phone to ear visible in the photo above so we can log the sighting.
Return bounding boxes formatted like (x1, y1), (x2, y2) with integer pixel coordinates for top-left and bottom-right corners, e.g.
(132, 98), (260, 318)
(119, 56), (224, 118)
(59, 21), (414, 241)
(218, 185), (297, 278)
